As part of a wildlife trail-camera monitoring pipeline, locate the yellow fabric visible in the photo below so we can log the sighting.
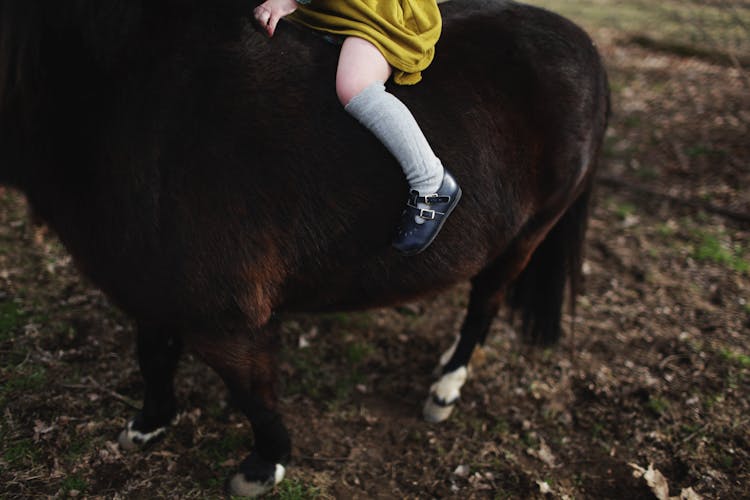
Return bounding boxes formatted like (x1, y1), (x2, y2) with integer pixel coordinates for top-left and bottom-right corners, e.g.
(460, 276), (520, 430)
(289, 1), (442, 85)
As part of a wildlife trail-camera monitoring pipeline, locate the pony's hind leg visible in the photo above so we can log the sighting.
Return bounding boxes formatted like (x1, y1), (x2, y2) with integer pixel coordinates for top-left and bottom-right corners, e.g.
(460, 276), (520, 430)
(119, 324), (182, 450)
(423, 183), (591, 422)
(424, 273), (504, 423)
(190, 323), (290, 497)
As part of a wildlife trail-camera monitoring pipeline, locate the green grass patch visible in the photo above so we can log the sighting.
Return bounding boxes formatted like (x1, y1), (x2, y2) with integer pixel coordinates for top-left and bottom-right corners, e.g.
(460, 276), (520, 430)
(719, 454), (735, 469)
(602, 134), (619, 159)
(521, 432), (539, 448)
(613, 201), (637, 220)
(273, 479), (320, 500)
(284, 349), (328, 400)
(200, 429), (251, 464)
(681, 423), (701, 436)
(492, 418), (510, 436)
(64, 438), (93, 463)
(656, 223), (676, 237)
(284, 332), (374, 408)
(623, 115), (642, 128)
(635, 165), (658, 181)
(703, 393), (725, 411)
(0, 300), (24, 342)
(0, 365), (48, 408)
(647, 396), (670, 416)
(494, 489), (519, 500)
(3, 437), (42, 466)
(591, 422), (605, 438)
(345, 341), (374, 365)
(524, 0), (750, 57)
(692, 232), (748, 273)
(332, 372), (365, 404)
(686, 144), (728, 159)
(720, 348), (750, 369)
(61, 475), (88, 495)
(319, 312), (374, 331)
(2, 365), (47, 393)
(201, 476), (225, 491)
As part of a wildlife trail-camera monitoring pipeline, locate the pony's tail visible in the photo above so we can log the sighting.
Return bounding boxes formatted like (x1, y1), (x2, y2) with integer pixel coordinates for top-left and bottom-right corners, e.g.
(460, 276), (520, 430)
(507, 182), (593, 346)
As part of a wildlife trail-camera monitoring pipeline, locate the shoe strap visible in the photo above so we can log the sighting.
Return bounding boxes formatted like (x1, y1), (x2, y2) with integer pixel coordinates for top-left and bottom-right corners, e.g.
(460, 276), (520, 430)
(408, 192), (452, 205)
(406, 202), (446, 220)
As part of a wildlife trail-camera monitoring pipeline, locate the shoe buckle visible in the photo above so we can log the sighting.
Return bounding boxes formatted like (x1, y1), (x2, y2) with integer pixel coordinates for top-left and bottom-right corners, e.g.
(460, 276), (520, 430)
(422, 193), (451, 205)
(418, 208), (436, 220)
(423, 193), (441, 205)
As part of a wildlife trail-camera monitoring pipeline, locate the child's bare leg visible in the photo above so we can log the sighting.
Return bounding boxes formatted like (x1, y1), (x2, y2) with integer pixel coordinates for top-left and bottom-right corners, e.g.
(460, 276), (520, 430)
(336, 37), (391, 106)
(338, 37), (443, 194)
(338, 37), (461, 255)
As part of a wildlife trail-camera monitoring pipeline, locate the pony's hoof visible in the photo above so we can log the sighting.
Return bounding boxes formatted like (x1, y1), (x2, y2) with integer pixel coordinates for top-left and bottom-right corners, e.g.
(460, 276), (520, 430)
(227, 453), (285, 497)
(117, 419), (167, 451)
(423, 393), (457, 423)
(423, 366), (467, 423)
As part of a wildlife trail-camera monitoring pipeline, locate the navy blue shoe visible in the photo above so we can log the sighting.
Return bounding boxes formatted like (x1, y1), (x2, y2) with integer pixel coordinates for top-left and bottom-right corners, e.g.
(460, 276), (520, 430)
(392, 170), (462, 256)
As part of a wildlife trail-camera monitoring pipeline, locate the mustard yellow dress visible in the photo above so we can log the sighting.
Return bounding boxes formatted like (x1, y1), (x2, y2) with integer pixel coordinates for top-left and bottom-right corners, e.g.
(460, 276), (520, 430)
(289, 1), (442, 85)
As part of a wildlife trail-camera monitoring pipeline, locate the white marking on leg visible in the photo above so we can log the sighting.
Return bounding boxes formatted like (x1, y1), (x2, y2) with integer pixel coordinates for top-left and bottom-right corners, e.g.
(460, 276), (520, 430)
(423, 366), (468, 423)
(432, 366), (468, 403)
(228, 463), (285, 497)
(439, 335), (460, 368)
(117, 420), (166, 451)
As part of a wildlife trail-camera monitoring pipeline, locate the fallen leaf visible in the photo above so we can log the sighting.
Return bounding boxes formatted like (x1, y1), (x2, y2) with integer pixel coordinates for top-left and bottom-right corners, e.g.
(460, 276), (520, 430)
(536, 480), (552, 494)
(453, 464), (469, 478)
(629, 463), (702, 500)
(527, 439), (557, 468)
(33, 420), (55, 442)
(680, 487), (702, 500)
(630, 463), (666, 500)
(643, 464), (670, 500)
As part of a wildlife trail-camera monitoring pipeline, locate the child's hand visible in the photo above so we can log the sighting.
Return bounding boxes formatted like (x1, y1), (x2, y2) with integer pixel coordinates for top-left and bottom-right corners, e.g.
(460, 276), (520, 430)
(253, 0), (298, 37)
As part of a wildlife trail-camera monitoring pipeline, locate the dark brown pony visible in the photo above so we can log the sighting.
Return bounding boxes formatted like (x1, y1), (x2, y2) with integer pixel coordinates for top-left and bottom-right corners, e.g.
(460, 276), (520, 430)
(0, 0), (609, 495)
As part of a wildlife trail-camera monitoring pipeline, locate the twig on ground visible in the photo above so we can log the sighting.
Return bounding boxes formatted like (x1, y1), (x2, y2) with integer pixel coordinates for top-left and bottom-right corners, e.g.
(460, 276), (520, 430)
(667, 140), (690, 173)
(61, 376), (141, 409)
(682, 422), (711, 443)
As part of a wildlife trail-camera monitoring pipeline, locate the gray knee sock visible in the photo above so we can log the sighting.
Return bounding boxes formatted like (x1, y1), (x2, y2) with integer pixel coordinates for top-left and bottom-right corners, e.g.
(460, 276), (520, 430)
(345, 82), (444, 194)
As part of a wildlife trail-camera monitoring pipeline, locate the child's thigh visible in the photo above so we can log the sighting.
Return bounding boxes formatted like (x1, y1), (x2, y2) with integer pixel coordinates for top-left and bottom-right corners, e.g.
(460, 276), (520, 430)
(336, 37), (392, 105)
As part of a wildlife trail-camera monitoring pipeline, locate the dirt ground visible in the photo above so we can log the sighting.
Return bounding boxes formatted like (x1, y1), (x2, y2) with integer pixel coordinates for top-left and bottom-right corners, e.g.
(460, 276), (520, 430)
(1, 1), (749, 499)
